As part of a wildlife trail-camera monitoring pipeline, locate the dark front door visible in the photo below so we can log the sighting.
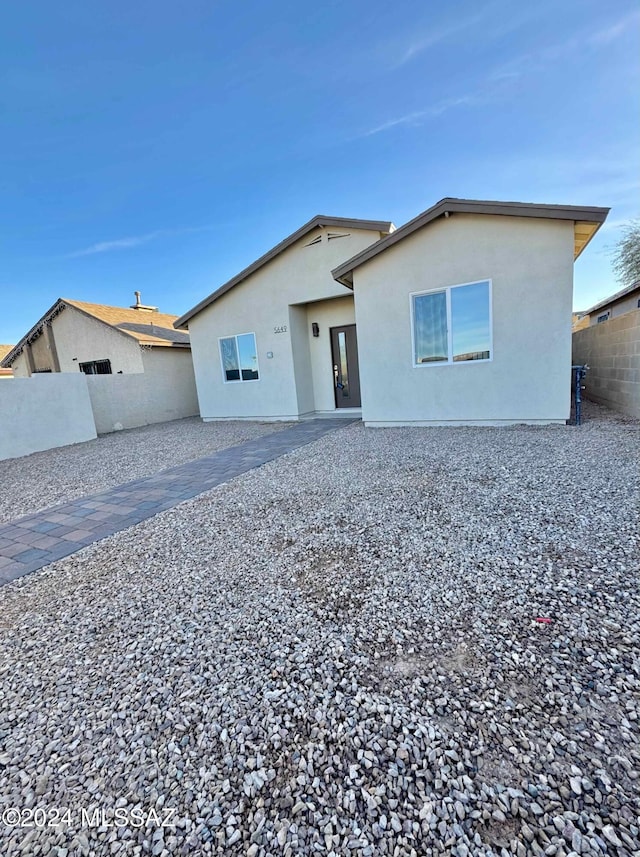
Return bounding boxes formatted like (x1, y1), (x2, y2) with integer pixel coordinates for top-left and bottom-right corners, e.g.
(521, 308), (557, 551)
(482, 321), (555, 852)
(330, 324), (361, 408)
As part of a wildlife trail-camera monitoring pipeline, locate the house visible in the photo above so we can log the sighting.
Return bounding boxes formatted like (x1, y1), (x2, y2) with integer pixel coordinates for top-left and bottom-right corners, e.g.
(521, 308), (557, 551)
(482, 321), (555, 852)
(175, 198), (609, 426)
(573, 280), (640, 328)
(2, 293), (194, 386)
(572, 281), (640, 418)
(0, 345), (14, 378)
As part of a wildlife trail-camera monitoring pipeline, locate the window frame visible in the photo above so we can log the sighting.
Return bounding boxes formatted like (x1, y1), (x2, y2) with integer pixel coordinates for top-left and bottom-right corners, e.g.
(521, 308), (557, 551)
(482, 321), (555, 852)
(79, 358), (112, 375)
(218, 332), (260, 384)
(410, 278), (493, 368)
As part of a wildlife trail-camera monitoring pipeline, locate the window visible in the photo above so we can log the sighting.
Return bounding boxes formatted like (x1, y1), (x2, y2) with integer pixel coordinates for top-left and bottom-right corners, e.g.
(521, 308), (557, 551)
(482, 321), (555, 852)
(412, 280), (492, 366)
(219, 333), (259, 382)
(79, 359), (112, 375)
(596, 312), (609, 324)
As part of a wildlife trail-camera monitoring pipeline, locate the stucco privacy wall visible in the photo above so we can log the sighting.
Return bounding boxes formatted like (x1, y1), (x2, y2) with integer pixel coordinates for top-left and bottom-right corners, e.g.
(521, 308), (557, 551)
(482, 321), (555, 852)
(572, 309), (640, 417)
(352, 214), (576, 425)
(87, 349), (198, 433)
(188, 226), (382, 420)
(0, 374), (97, 461)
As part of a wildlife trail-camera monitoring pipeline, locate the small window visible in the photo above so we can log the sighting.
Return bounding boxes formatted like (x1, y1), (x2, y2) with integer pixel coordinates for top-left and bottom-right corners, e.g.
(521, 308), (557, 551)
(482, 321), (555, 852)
(412, 280), (492, 366)
(219, 333), (259, 383)
(596, 312), (609, 324)
(79, 359), (112, 375)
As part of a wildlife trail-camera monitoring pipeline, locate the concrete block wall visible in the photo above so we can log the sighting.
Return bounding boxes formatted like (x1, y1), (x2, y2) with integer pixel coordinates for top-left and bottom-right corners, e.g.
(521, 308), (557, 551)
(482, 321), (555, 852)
(572, 309), (640, 417)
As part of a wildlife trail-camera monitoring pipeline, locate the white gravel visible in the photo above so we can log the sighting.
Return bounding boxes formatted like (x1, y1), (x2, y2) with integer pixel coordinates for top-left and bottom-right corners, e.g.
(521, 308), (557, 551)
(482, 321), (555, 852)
(0, 417), (290, 524)
(0, 402), (638, 856)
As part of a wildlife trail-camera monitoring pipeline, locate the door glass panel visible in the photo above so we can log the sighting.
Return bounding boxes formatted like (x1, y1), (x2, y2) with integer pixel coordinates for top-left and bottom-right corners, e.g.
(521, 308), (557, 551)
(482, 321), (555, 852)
(413, 291), (448, 363)
(237, 333), (259, 380)
(338, 331), (349, 397)
(451, 281), (491, 361)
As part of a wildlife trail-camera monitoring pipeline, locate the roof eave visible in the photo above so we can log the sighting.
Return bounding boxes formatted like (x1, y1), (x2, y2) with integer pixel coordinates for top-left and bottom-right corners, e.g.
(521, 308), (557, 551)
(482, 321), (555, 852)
(582, 279), (640, 316)
(331, 198), (610, 285)
(1, 298), (66, 366)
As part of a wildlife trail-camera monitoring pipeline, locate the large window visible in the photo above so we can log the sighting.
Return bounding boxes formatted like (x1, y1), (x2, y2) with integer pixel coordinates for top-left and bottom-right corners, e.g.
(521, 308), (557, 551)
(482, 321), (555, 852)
(412, 280), (492, 366)
(219, 332), (259, 382)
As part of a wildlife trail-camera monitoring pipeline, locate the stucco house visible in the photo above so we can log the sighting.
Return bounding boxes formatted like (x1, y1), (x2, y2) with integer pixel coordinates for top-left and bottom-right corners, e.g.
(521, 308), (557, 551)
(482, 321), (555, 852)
(573, 280), (640, 329)
(2, 294), (194, 390)
(175, 198), (608, 426)
(0, 345), (14, 379)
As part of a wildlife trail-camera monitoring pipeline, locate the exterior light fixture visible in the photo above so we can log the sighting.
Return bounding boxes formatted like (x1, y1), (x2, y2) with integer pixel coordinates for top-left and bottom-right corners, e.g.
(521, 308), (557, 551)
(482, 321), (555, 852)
(312, 323), (319, 337)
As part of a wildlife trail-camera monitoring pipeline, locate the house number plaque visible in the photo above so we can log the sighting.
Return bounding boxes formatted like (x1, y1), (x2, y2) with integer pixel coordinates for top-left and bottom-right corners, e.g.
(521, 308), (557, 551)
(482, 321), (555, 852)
(273, 325), (288, 334)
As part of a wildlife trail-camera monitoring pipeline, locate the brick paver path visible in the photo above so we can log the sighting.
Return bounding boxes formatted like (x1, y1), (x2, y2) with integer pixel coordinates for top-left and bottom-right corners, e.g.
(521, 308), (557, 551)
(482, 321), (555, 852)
(0, 419), (356, 587)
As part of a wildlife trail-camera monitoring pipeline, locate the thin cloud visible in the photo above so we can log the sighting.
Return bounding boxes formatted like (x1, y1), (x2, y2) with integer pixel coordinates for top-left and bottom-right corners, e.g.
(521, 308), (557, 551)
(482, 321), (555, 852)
(393, 4), (536, 67)
(396, 12), (486, 66)
(495, 9), (640, 79)
(67, 233), (160, 258)
(587, 9), (640, 45)
(361, 96), (479, 137)
(66, 224), (215, 259)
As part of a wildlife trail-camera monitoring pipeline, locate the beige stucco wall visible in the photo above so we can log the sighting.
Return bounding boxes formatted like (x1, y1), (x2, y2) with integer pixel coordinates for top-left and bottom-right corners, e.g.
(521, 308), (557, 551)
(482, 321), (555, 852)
(87, 348), (198, 433)
(53, 305), (144, 373)
(10, 352), (29, 377)
(188, 226), (383, 420)
(29, 330), (56, 372)
(0, 374), (97, 461)
(572, 309), (640, 417)
(352, 214), (576, 425)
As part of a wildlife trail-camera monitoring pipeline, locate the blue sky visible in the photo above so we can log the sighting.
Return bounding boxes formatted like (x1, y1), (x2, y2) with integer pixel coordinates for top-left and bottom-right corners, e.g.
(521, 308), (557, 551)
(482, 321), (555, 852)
(1, 0), (638, 344)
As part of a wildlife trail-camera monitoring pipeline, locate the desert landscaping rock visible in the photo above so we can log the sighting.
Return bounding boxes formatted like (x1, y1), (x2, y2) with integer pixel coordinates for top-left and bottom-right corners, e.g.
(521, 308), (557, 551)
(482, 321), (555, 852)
(0, 401), (638, 855)
(0, 417), (289, 524)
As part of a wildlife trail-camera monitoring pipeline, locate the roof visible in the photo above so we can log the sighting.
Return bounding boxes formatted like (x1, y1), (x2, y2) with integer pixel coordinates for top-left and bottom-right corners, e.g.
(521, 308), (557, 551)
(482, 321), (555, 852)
(63, 299), (190, 346)
(332, 198), (610, 287)
(173, 215), (394, 329)
(582, 280), (640, 316)
(1, 298), (189, 368)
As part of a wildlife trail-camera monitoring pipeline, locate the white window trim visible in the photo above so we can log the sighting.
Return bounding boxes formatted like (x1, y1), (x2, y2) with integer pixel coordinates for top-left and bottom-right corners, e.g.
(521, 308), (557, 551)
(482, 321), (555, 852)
(410, 278), (493, 368)
(218, 332), (261, 384)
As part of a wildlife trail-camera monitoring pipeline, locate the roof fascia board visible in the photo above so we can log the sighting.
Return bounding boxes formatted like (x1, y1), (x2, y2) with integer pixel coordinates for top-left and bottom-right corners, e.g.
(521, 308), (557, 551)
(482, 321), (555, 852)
(173, 215), (394, 329)
(331, 199), (610, 287)
(1, 298), (66, 366)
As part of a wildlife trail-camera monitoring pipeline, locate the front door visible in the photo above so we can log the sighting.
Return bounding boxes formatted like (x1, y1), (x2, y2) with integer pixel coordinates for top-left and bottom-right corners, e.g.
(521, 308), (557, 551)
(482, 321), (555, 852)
(330, 324), (361, 408)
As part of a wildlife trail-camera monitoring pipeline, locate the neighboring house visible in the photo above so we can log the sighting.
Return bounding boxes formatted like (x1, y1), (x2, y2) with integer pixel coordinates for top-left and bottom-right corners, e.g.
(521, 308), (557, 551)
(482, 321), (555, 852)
(573, 280), (640, 329)
(175, 198), (608, 426)
(0, 345), (14, 378)
(572, 281), (640, 418)
(1, 293), (194, 386)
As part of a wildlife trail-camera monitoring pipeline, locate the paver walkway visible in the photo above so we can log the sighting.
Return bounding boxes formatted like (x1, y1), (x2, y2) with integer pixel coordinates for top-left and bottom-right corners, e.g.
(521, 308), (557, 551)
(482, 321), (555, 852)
(0, 419), (356, 587)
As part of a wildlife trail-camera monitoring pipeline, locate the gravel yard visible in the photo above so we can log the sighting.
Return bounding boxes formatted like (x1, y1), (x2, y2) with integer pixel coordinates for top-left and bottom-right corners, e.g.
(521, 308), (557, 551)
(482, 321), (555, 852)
(0, 418), (289, 524)
(0, 404), (638, 856)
